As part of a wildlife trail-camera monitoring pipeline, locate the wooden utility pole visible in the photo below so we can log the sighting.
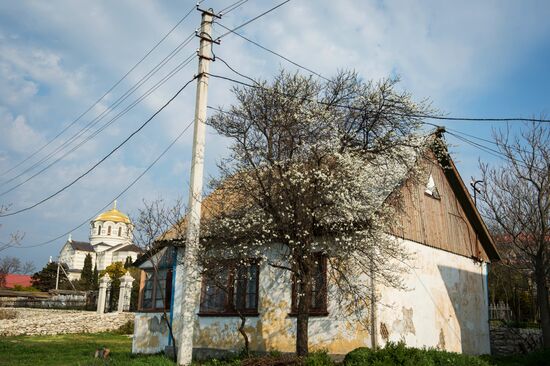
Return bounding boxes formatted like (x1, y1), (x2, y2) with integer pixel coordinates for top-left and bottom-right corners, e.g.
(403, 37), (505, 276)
(176, 8), (216, 365)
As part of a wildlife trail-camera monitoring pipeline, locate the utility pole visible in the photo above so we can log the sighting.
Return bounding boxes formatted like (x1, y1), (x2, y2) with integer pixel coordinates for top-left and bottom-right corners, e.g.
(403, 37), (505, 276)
(55, 260), (60, 290)
(176, 7), (217, 366)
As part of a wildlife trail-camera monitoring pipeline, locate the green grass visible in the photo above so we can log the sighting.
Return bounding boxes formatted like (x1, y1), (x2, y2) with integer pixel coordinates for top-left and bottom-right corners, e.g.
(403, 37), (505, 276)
(0, 333), (175, 366)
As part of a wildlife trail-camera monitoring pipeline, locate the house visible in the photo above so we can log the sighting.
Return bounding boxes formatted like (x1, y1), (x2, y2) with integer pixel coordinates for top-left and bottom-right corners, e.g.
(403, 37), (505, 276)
(2, 274), (32, 288)
(58, 201), (142, 281)
(132, 131), (499, 356)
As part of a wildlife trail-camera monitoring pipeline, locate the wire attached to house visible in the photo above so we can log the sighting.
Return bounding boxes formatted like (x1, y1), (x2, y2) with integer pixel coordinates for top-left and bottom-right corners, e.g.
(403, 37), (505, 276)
(16, 119), (195, 249)
(0, 74), (198, 218)
(0, 4), (201, 179)
(209, 71), (550, 124)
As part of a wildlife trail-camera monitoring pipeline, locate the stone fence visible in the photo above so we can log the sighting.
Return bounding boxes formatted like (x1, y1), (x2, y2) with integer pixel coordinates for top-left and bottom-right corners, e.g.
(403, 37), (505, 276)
(0, 289), (92, 310)
(490, 324), (543, 356)
(0, 307), (134, 336)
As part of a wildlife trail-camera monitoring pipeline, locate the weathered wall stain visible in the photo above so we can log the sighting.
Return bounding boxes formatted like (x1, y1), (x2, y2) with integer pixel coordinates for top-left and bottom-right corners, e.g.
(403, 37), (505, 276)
(133, 240), (490, 355)
(380, 322), (389, 342)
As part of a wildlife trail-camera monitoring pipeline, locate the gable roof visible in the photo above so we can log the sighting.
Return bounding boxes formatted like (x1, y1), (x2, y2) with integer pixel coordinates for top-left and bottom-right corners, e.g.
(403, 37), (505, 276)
(158, 129), (499, 262)
(69, 240), (94, 252)
(114, 244), (143, 253)
(432, 134), (499, 260)
(2, 274), (32, 288)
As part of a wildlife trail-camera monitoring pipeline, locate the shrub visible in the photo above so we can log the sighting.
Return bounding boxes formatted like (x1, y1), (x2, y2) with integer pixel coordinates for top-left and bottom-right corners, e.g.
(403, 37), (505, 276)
(12, 285), (40, 292)
(112, 319), (134, 335)
(304, 350), (333, 366)
(344, 343), (491, 366)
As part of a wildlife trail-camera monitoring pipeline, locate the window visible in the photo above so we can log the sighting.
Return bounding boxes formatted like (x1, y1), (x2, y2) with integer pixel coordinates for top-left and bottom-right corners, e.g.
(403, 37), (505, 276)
(139, 268), (173, 311)
(118, 227), (122, 237)
(97, 225), (102, 235)
(107, 226), (112, 235)
(291, 254), (328, 316)
(199, 260), (259, 316)
(425, 174), (441, 199)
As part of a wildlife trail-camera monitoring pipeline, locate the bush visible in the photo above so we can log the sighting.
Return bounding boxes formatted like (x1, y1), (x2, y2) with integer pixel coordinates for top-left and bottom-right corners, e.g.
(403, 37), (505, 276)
(344, 343), (491, 366)
(304, 351), (333, 366)
(112, 319), (134, 335)
(12, 285), (40, 292)
(482, 348), (550, 366)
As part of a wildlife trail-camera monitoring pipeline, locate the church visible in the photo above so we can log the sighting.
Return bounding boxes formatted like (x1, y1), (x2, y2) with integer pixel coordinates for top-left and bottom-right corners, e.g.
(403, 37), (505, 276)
(58, 202), (142, 281)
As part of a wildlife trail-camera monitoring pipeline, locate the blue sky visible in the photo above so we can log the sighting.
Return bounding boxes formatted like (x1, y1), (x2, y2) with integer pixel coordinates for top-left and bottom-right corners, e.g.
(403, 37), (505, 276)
(0, 0), (549, 268)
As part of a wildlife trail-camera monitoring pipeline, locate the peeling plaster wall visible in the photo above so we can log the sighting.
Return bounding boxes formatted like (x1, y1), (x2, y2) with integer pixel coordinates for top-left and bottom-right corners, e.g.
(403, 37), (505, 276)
(133, 312), (171, 354)
(191, 245), (373, 355)
(133, 240), (489, 356)
(376, 239), (490, 355)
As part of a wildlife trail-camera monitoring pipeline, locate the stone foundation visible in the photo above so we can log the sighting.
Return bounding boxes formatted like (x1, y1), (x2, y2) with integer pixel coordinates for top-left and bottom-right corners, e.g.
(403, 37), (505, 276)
(490, 325), (543, 356)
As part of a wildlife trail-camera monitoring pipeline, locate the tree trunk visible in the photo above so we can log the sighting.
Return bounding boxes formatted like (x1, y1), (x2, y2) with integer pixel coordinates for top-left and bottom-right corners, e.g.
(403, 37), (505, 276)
(534, 261), (550, 347)
(296, 269), (312, 356)
(238, 313), (249, 356)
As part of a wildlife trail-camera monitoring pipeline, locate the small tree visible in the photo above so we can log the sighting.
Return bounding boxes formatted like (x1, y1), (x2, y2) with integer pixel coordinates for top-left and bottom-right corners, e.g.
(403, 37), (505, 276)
(133, 198), (186, 362)
(203, 70), (431, 355)
(100, 261), (127, 311)
(0, 204), (24, 253)
(92, 263), (99, 290)
(31, 262), (70, 291)
(480, 122), (550, 346)
(79, 253), (94, 290)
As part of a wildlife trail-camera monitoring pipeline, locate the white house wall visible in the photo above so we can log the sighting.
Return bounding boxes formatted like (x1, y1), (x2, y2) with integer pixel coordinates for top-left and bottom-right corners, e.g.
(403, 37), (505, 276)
(133, 240), (490, 355)
(376, 238), (490, 355)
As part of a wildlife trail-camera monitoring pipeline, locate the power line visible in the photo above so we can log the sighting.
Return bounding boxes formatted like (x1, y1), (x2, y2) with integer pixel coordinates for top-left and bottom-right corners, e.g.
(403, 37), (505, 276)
(0, 4), (200, 178)
(17, 119), (194, 249)
(445, 131), (545, 173)
(219, 0), (250, 16)
(0, 52), (197, 198)
(208, 71), (550, 124)
(441, 125), (545, 159)
(0, 75), (198, 218)
(215, 22), (330, 82)
(1, 34), (196, 189)
(217, 0), (292, 40)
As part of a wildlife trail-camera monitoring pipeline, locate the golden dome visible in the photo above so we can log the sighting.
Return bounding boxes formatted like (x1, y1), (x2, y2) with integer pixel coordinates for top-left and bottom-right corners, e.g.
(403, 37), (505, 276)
(95, 201), (131, 224)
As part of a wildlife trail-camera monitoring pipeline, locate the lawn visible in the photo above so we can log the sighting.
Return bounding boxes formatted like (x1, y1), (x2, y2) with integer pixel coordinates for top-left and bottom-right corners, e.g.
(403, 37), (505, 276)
(1, 333), (547, 366)
(0, 333), (175, 366)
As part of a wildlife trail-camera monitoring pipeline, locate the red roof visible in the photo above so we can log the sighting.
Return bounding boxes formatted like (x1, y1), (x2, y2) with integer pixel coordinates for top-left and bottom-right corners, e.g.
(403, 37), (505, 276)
(3, 274), (32, 288)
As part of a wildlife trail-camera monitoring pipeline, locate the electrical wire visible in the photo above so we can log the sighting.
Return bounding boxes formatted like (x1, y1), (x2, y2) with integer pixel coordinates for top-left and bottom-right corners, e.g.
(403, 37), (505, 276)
(0, 74), (198, 218)
(1, 33), (196, 189)
(208, 71), (550, 124)
(0, 4), (200, 178)
(17, 119), (195, 249)
(0, 52), (197, 198)
(217, 0), (292, 39)
(215, 22), (330, 82)
(219, 0), (250, 16)
(446, 131), (545, 173)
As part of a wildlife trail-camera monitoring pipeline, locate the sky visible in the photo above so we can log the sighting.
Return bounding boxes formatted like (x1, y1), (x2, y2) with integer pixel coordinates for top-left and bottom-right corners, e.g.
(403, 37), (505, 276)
(0, 0), (549, 269)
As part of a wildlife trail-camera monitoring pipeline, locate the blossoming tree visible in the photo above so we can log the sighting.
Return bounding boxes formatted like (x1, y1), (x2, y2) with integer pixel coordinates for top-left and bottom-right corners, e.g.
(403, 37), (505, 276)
(201, 70), (432, 355)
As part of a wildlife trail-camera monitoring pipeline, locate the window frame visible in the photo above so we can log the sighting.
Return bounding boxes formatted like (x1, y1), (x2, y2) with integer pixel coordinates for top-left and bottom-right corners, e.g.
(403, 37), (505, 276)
(138, 267), (173, 312)
(290, 253), (329, 317)
(198, 259), (260, 317)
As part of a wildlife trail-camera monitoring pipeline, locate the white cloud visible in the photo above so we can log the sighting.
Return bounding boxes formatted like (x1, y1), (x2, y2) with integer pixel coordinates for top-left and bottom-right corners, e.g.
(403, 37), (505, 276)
(0, 108), (45, 155)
